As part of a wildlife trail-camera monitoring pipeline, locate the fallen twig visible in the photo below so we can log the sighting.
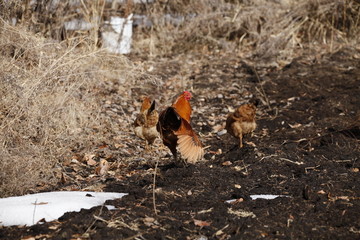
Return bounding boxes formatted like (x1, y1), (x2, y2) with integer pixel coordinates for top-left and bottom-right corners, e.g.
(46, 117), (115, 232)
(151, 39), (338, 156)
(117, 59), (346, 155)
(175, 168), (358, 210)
(153, 159), (159, 215)
(253, 67), (272, 111)
(279, 157), (304, 165)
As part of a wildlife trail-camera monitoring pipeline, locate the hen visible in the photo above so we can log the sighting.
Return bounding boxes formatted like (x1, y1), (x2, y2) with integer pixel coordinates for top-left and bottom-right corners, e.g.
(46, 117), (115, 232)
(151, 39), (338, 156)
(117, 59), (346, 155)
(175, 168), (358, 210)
(133, 97), (159, 149)
(225, 100), (258, 148)
(157, 91), (204, 164)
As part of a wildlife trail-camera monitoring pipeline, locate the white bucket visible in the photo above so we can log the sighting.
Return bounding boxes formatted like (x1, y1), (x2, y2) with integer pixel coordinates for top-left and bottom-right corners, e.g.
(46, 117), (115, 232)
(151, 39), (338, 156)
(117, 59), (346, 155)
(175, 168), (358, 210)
(102, 14), (133, 54)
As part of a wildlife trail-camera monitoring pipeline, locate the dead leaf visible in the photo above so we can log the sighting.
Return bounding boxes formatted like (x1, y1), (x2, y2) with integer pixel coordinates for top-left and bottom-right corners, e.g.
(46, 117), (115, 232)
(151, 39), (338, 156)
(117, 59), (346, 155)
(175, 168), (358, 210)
(260, 232), (269, 237)
(207, 120), (216, 126)
(87, 158), (97, 166)
(98, 144), (108, 149)
(74, 174), (85, 181)
(143, 217), (157, 227)
(83, 153), (95, 162)
(21, 237), (35, 240)
(193, 219), (211, 227)
(71, 158), (79, 164)
(95, 159), (110, 176)
(215, 229), (224, 236)
(114, 143), (124, 149)
(209, 149), (222, 155)
(222, 161), (232, 166)
(233, 165), (250, 172)
(227, 198), (244, 204)
(84, 153), (96, 165)
(48, 224), (60, 230)
(227, 106), (235, 112)
(212, 124), (223, 132)
(288, 123), (302, 128)
(246, 141), (256, 147)
(143, 217), (155, 223)
(62, 158), (72, 166)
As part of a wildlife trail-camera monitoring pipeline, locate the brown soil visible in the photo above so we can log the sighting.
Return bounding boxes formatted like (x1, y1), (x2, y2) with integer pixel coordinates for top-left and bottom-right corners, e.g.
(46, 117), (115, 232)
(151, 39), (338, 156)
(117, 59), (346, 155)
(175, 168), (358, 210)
(1, 47), (359, 240)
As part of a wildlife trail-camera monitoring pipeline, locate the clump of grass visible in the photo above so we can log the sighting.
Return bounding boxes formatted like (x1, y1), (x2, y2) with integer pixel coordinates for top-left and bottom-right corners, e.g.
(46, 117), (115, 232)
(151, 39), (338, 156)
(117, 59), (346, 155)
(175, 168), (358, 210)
(300, 0), (360, 51)
(132, 0), (360, 64)
(252, 0), (360, 65)
(0, 20), (134, 197)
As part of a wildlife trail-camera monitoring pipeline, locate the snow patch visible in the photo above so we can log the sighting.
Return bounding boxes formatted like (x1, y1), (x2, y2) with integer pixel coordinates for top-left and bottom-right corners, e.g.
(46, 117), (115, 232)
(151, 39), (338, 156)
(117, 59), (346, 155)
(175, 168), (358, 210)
(226, 194), (289, 203)
(250, 194), (289, 200)
(0, 191), (127, 226)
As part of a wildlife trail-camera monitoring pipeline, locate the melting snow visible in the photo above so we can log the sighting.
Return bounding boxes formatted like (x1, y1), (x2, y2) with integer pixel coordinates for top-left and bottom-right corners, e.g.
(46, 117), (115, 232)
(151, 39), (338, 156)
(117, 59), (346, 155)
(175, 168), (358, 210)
(250, 194), (289, 200)
(226, 194), (289, 203)
(0, 191), (127, 227)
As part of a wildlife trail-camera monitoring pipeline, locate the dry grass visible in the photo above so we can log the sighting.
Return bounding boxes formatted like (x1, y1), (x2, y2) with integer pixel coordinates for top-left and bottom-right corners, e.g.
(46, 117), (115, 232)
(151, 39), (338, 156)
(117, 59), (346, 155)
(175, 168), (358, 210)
(2, 0), (358, 60)
(133, 0), (360, 65)
(0, 19), (137, 197)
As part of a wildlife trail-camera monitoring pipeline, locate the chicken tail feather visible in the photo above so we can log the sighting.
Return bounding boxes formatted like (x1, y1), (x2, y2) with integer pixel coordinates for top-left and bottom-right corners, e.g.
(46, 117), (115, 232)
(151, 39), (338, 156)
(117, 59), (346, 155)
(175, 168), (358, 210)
(177, 135), (204, 164)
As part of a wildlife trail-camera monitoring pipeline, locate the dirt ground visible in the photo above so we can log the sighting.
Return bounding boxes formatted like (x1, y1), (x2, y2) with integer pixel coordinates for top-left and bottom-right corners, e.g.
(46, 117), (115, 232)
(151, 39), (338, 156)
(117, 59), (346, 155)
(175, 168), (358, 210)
(1, 47), (360, 240)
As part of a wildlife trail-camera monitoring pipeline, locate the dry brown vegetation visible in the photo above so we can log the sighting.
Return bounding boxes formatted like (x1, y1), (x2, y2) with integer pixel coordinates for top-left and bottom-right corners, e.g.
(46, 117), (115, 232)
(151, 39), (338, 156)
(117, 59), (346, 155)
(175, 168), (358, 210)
(134, 0), (360, 63)
(0, 0), (359, 197)
(0, 20), (139, 197)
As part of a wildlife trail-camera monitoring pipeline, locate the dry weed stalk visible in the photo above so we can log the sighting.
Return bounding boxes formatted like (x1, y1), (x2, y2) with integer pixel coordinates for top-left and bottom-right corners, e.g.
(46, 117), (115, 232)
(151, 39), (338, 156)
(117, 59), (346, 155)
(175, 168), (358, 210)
(152, 159), (159, 215)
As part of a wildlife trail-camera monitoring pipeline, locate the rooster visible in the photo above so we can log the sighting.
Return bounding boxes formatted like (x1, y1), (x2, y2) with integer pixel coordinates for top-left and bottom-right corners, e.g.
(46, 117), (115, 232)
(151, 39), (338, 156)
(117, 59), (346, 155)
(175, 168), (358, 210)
(226, 100), (258, 148)
(157, 91), (204, 164)
(133, 97), (159, 149)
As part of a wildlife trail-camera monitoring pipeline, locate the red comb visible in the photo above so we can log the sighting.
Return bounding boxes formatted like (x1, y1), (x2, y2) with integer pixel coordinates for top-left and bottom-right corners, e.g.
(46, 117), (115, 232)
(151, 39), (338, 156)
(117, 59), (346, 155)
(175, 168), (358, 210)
(183, 91), (192, 100)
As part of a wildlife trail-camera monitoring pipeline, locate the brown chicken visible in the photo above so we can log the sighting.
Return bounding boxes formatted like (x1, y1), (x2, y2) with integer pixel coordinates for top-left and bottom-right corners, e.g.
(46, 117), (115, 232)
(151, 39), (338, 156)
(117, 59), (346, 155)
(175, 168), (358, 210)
(226, 100), (258, 148)
(157, 91), (204, 164)
(133, 97), (159, 149)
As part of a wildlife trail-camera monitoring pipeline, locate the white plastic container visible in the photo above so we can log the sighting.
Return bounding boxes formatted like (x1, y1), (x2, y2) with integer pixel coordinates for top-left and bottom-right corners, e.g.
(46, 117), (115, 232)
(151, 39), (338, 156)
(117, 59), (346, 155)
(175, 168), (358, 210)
(102, 14), (133, 54)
